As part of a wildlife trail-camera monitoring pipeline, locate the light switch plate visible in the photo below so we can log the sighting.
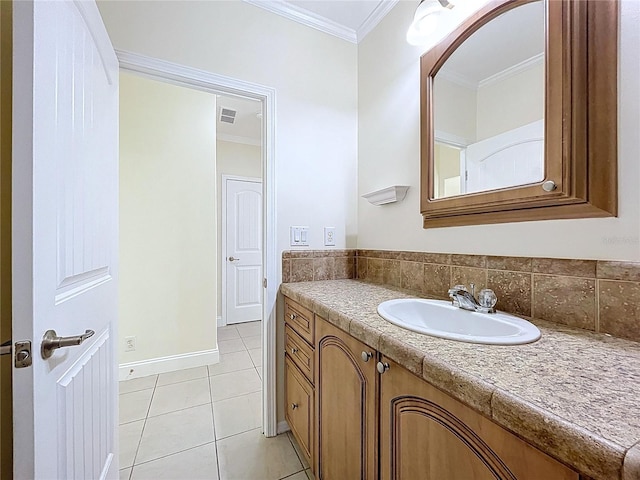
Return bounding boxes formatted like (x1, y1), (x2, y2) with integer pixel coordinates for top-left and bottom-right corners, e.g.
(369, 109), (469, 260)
(290, 226), (309, 246)
(324, 227), (336, 246)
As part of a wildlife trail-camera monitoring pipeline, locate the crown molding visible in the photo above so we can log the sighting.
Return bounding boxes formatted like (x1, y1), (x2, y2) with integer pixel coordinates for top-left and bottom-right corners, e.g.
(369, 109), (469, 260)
(437, 68), (478, 90)
(439, 53), (544, 91)
(357, 0), (399, 42)
(478, 52), (544, 88)
(242, 0), (397, 44)
(218, 133), (262, 147)
(243, 0), (357, 43)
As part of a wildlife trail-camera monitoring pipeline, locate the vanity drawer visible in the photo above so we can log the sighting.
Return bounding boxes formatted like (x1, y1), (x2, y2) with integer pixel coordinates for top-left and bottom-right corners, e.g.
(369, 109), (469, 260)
(285, 297), (315, 345)
(285, 324), (315, 384)
(285, 356), (314, 468)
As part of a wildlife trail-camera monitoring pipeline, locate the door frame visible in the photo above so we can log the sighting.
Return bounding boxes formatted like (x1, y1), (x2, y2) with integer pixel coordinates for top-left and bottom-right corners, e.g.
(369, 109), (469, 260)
(117, 51), (279, 437)
(221, 175), (263, 328)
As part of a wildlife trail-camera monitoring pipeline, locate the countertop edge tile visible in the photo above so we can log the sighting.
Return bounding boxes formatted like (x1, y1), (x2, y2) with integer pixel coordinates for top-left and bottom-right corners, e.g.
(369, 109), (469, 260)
(421, 355), (495, 418)
(491, 390), (624, 480)
(622, 442), (640, 480)
(379, 333), (424, 377)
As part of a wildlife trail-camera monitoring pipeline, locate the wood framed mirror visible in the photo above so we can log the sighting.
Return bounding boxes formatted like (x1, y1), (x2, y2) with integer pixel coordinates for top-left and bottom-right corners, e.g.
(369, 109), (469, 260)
(420, 0), (618, 228)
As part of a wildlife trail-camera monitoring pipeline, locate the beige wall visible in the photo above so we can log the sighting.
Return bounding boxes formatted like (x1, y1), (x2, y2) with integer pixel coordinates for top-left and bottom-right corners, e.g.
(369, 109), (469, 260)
(358, 0), (640, 261)
(434, 77), (477, 143)
(119, 72), (217, 365)
(0, 2), (12, 476)
(476, 62), (544, 141)
(216, 140), (262, 320)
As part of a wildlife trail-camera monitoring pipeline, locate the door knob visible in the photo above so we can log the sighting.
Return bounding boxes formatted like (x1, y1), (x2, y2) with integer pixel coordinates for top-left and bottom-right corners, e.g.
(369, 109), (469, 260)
(41, 329), (95, 359)
(228, 256), (240, 262)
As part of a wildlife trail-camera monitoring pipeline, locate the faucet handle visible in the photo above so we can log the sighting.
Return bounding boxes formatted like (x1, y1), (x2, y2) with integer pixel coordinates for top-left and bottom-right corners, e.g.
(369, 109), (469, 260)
(478, 289), (498, 309)
(469, 283), (476, 298)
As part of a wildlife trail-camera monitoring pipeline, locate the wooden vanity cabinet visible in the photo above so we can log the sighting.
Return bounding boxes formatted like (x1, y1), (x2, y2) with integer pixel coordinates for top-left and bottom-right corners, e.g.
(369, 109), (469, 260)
(284, 298), (316, 471)
(379, 356), (579, 480)
(286, 295), (581, 480)
(315, 317), (378, 480)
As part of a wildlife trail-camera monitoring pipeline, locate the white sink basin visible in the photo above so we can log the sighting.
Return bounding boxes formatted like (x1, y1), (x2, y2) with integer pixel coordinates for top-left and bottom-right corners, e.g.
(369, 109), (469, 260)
(377, 299), (541, 345)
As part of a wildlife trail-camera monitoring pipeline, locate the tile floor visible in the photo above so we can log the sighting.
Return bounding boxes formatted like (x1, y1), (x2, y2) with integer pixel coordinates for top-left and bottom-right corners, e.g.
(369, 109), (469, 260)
(119, 321), (312, 480)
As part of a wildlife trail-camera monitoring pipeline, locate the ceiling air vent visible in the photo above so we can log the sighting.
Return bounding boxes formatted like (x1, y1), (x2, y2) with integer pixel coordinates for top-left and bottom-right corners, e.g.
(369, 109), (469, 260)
(219, 107), (237, 124)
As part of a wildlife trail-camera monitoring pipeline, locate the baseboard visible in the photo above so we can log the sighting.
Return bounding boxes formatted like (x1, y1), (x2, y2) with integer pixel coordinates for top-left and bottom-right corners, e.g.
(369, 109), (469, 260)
(217, 315), (225, 327)
(119, 348), (219, 381)
(277, 420), (290, 435)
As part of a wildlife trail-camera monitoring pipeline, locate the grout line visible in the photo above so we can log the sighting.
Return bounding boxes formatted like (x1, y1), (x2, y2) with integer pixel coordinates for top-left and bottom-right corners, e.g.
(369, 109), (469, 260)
(595, 278), (601, 332)
(206, 364), (222, 480)
(284, 431), (307, 474)
(212, 388), (262, 405)
(132, 441), (216, 468)
(145, 401), (214, 420)
(129, 375), (159, 473)
(155, 374), (210, 389)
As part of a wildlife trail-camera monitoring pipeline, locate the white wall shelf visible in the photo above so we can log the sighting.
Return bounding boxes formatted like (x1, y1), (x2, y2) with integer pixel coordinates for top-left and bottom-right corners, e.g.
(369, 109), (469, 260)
(362, 185), (410, 206)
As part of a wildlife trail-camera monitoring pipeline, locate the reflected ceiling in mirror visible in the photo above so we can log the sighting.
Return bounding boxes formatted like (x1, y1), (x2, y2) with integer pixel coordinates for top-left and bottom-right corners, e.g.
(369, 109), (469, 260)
(432, 0), (545, 199)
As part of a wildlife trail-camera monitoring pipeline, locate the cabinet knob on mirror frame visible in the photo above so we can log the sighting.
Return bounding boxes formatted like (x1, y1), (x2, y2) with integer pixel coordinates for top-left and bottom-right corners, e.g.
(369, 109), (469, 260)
(291, 403), (298, 410)
(361, 351), (373, 362)
(377, 362), (390, 374)
(542, 180), (557, 192)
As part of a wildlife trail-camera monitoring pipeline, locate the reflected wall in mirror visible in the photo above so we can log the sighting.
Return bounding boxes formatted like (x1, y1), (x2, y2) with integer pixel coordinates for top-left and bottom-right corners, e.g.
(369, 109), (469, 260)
(420, 0), (618, 228)
(433, 0), (545, 199)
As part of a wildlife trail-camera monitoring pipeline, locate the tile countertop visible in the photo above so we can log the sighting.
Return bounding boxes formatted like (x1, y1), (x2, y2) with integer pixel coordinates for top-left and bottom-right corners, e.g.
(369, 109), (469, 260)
(280, 280), (640, 480)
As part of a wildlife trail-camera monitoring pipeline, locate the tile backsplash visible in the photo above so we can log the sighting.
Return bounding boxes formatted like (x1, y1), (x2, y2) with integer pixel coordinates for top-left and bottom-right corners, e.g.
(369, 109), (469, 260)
(282, 249), (640, 344)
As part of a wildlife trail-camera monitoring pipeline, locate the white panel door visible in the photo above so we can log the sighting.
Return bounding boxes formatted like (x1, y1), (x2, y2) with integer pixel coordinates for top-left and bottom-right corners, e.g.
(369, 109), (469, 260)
(12, 2), (119, 479)
(225, 178), (262, 325)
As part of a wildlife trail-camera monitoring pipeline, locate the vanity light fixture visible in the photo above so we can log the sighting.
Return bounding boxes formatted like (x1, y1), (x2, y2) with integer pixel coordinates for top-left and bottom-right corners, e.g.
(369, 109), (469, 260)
(406, 0), (455, 46)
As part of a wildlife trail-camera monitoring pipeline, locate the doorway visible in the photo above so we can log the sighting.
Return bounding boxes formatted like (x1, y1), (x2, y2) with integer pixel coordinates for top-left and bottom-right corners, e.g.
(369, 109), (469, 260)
(117, 51), (278, 439)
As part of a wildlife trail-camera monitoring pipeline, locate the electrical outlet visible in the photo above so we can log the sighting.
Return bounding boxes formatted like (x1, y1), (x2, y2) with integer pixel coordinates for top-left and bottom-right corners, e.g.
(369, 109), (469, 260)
(125, 336), (136, 352)
(324, 227), (336, 246)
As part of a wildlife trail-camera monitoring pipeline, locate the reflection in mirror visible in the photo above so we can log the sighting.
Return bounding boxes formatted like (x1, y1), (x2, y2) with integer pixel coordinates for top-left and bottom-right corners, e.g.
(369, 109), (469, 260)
(432, 0), (545, 199)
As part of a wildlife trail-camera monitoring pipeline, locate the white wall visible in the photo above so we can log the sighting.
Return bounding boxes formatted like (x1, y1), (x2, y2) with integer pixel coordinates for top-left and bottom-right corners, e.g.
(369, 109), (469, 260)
(358, 0), (640, 261)
(216, 140), (262, 320)
(119, 72), (217, 364)
(98, 0), (359, 260)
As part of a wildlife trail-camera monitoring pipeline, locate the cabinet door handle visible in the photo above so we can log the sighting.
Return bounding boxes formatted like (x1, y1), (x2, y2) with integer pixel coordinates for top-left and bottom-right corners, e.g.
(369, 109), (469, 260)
(291, 347), (298, 354)
(377, 361), (390, 374)
(361, 351), (373, 362)
(291, 403), (299, 410)
(289, 313), (297, 320)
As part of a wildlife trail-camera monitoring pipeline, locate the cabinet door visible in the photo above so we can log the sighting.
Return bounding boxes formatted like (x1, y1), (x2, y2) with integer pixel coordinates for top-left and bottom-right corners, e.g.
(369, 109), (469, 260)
(285, 356), (314, 466)
(380, 357), (579, 480)
(316, 317), (377, 480)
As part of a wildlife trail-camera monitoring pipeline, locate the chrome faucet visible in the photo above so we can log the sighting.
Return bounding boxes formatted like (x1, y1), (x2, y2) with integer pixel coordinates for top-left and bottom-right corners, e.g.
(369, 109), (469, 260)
(448, 283), (497, 314)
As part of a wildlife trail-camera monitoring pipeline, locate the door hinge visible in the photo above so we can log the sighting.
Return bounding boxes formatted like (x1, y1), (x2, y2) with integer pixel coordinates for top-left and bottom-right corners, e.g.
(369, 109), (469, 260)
(263, 278), (267, 288)
(1, 340), (32, 368)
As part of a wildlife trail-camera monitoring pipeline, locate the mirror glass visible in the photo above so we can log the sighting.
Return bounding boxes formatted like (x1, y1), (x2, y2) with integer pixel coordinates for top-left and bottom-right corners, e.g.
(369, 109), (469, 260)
(432, 1), (545, 199)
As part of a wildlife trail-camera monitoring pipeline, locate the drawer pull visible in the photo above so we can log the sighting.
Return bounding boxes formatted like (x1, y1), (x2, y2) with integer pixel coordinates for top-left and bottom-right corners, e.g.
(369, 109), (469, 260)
(291, 347), (299, 354)
(291, 403), (299, 410)
(289, 313), (297, 321)
(377, 362), (390, 374)
(361, 351), (373, 362)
